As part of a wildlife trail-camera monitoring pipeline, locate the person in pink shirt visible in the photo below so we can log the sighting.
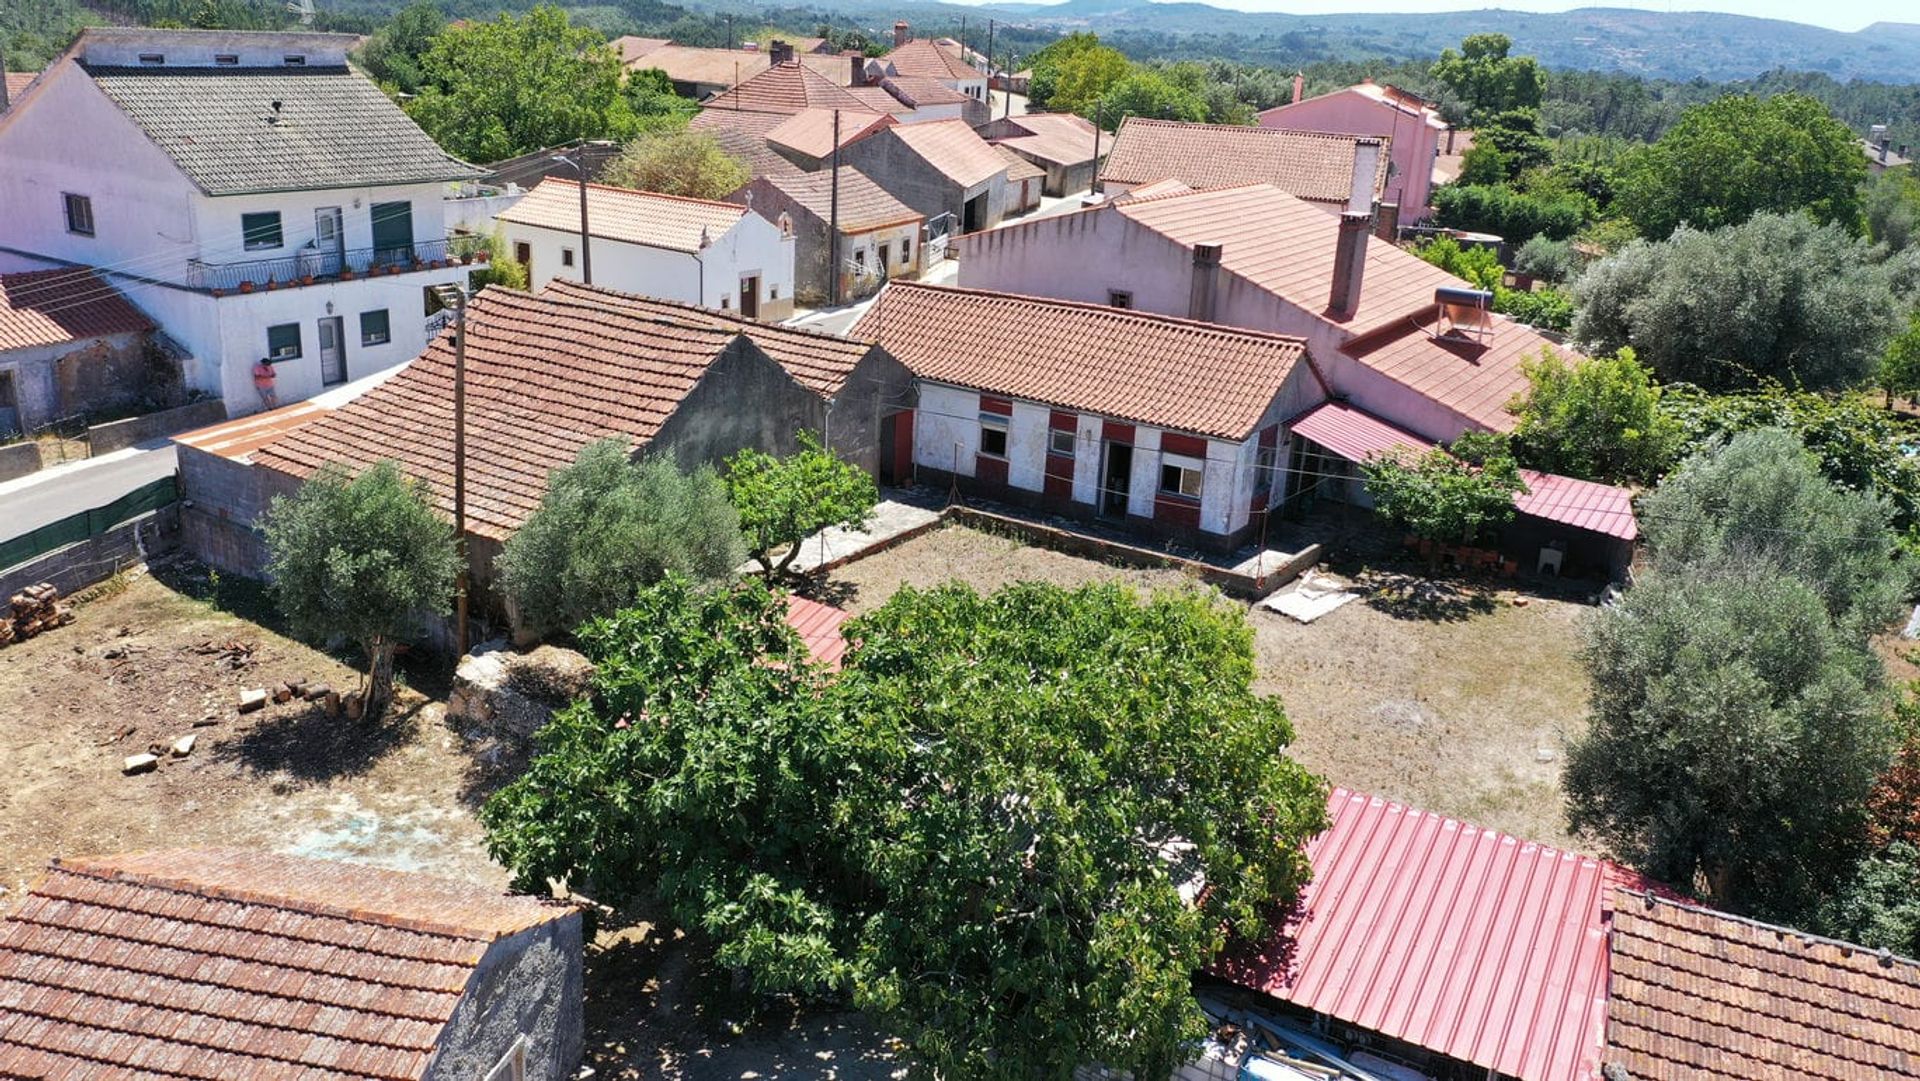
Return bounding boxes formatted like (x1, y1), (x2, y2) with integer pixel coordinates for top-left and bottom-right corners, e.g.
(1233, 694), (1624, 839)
(252, 358), (279, 409)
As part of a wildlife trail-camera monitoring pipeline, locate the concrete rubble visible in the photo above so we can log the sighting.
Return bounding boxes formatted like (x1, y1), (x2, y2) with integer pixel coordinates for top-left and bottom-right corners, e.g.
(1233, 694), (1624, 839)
(449, 641), (595, 743)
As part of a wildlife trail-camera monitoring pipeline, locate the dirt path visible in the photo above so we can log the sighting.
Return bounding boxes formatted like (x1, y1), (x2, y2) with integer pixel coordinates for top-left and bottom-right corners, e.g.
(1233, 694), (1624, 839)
(0, 569), (501, 899)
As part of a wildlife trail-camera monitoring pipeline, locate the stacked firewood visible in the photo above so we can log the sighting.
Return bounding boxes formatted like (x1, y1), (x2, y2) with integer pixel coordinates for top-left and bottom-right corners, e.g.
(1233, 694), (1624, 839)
(0, 583), (73, 647)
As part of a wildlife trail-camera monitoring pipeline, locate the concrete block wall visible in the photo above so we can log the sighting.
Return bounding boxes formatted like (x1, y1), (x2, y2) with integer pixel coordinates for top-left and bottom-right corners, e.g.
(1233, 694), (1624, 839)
(0, 507), (178, 599)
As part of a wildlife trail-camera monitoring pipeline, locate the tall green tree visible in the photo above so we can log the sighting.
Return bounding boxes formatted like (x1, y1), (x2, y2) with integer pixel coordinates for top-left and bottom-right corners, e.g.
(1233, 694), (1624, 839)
(1430, 33), (1544, 124)
(1881, 311), (1920, 407)
(496, 440), (743, 639)
(1638, 429), (1911, 636)
(1866, 167), (1920, 254)
(1572, 213), (1902, 391)
(600, 129), (747, 199)
(261, 461), (460, 718)
(724, 432), (877, 578)
(1612, 92), (1867, 239)
(354, 0), (444, 94)
(1026, 33), (1133, 117)
(1095, 69), (1208, 128)
(1565, 556), (1892, 917)
(482, 576), (1328, 1080)
(405, 6), (644, 162)
(1508, 347), (1681, 483)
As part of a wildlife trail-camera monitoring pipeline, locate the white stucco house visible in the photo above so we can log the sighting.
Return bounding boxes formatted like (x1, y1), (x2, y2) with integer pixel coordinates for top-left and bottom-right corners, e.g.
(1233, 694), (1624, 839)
(0, 28), (485, 414)
(497, 178), (797, 320)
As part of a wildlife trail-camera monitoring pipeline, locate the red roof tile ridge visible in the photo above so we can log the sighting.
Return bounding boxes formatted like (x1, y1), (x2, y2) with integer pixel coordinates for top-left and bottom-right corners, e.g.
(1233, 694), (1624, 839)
(1613, 885), (1920, 969)
(880, 280), (1310, 349)
(51, 851), (571, 942)
(1125, 116), (1384, 146)
(0, 1030), (403, 1081)
(565, 177), (750, 214)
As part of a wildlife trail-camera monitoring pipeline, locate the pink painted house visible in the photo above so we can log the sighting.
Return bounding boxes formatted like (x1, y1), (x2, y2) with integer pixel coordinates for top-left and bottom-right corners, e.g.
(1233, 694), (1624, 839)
(1258, 79), (1447, 222)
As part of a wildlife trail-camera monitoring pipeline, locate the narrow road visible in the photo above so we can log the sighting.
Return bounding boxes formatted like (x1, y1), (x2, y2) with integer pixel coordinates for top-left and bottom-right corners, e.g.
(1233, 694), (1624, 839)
(0, 443), (178, 543)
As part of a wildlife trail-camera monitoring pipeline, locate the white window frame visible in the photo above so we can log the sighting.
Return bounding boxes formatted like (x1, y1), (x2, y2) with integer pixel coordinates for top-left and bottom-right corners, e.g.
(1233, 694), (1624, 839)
(360, 309), (391, 347)
(483, 1036), (528, 1081)
(63, 193), (94, 237)
(1048, 428), (1075, 458)
(266, 322), (302, 361)
(1158, 452), (1204, 500)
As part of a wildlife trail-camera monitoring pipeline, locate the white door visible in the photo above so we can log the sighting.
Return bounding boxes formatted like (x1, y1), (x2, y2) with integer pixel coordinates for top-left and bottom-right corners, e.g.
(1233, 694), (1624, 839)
(318, 317), (346, 386)
(315, 207), (343, 274)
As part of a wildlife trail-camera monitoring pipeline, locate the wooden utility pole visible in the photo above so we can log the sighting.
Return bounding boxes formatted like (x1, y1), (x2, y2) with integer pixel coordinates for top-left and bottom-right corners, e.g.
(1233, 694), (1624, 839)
(576, 168), (592, 285)
(828, 109), (842, 307)
(448, 286), (469, 656)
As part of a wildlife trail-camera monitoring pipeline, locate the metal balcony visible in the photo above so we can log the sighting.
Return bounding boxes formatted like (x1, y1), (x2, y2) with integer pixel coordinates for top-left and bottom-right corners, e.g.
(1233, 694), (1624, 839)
(187, 238), (466, 293)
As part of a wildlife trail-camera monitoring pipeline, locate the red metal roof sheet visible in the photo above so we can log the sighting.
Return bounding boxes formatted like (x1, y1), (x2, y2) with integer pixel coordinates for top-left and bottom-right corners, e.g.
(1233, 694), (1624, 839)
(785, 595), (852, 668)
(1515, 470), (1638, 542)
(173, 400), (330, 461)
(1217, 788), (1648, 1081)
(1287, 400), (1433, 463)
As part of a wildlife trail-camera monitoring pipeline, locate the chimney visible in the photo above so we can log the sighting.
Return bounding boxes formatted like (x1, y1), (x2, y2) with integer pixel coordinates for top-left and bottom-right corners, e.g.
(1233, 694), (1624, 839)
(1291, 71), (1304, 105)
(1328, 211), (1371, 317)
(1348, 138), (1382, 214)
(1372, 201), (1400, 241)
(894, 20), (910, 47)
(769, 39), (794, 65)
(1188, 243), (1222, 323)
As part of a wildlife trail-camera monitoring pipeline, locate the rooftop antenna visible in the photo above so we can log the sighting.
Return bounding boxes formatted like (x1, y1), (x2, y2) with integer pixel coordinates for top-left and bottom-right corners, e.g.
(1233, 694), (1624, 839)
(286, 0), (315, 26)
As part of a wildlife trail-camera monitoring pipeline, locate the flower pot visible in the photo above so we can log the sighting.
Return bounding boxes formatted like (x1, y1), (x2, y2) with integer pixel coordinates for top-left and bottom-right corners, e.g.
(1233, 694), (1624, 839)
(461, 253), (475, 266)
(340, 268), (354, 280)
(476, 250), (490, 263)
(239, 281), (254, 294)
(210, 288), (224, 298)
(300, 275), (314, 286)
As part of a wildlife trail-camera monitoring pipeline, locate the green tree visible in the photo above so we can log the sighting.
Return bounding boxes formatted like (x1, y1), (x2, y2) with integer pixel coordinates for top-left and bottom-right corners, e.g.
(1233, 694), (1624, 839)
(1362, 442), (1525, 545)
(1474, 108), (1553, 176)
(1572, 213), (1902, 391)
(1508, 347), (1681, 483)
(1412, 234), (1502, 290)
(1638, 429), (1911, 636)
(463, 225), (529, 291)
(1512, 235), (1576, 283)
(1456, 143), (1512, 187)
(1431, 183), (1589, 241)
(622, 67), (698, 132)
(1866, 167), (1920, 254)
(405, 6), (639, 162)
(600, 129), (748, 199)
(355, 0), (444, 94)
(1881, 311), (1920, 407)
(1813, 841), (1920, 957)
(482, 575), (1328, 1080)
(1430, 33), (1545, 124)
(1612, 92), (1867, 239)
(1029, 35), (1133, 117)
(1566, 556), (1892, 916)
(1095, 69), (1208, 128)
(260, 461), (460, 718)
(724, 432), (877, 578)
(496, 440), (743, 638)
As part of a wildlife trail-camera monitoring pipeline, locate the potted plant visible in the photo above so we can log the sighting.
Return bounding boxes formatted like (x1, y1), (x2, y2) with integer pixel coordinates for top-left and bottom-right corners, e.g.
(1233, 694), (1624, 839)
(239, 281), (255, 294)
(210, 288), (224, 298)
(300, 273), (314, 286)
(339, 266), (354, 280)
(475, 250), (490, 263)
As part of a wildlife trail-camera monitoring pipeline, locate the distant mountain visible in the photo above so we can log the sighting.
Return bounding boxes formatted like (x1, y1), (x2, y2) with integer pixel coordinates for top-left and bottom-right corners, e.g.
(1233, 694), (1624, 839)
(960, 2), (1920, 83)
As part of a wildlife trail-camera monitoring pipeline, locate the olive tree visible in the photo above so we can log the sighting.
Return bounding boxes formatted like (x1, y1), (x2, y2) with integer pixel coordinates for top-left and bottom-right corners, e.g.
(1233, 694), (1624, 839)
(261, 461), (460, 718)
(724, 431), (877, 578)
(482, 577), (1328, 1080)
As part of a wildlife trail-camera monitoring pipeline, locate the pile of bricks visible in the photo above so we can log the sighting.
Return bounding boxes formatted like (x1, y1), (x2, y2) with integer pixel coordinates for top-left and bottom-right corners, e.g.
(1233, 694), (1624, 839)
(0, 584), (72, 648)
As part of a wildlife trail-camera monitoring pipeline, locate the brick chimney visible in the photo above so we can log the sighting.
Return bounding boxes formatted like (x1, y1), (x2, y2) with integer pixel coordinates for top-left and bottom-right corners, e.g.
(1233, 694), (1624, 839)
(1328, 211), (1371, 317)
(850, 53), (870, 86)
(1372, 201), (1400, 241)
(1348, 138), (1383, 214)
(894, 20), (910, 47)
(1291, 71), (1304, 105)
(1188, 243), (1223, 323)
(769, 39), (794, 65)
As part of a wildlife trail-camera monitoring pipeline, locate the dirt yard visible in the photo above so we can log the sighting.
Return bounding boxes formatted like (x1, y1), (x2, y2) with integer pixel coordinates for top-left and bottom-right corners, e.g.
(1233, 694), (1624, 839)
(827, 525), (1597, 850)
(0, 567), (503, 898)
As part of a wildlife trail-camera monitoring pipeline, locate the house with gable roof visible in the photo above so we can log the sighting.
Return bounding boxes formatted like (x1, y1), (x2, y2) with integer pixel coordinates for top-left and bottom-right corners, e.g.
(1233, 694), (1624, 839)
(1257, 78), (1449, 221)
(496, 178), (796, 320)
(879, 22), (988, 123)
(1097, 117), (1390, 218)
(838, 119), (1013, 233)
(727, 167), (925, 304)
(0, 848), (582, 1081)
(0, 28), (486, 414)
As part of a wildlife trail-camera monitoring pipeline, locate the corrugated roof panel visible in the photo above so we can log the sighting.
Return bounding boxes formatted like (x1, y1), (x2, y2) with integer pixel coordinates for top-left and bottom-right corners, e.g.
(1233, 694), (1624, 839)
(1216, 788), (1646, 1081)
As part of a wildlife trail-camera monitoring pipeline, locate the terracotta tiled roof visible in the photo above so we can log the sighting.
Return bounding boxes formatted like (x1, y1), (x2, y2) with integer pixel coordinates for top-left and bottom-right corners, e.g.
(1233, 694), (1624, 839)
(706, 126), (806, 179)
(882, 38), (980, 82)
(498, 178), (747, 254)
(1111, 177), (1191, 203)
(0, 268), (152, 353)
(889, 119), (1008, 188)
(989, 112), (1102, 168)
(844, 86), (914, 115)
(1606, 889), (1920, 1080)
(253, 283), (762, 540)
(629, 45), (853, 89)
(995, 145), (1045, 182)
(1100, 117), (1387, 206)
(1217, 789), (1651, 1081)
(785, 594), (852, 668)
(766, 107), (894, 160)
(0, 849), (571, 1081)
(3, 72), (34, 105)
(1336, 310), (1549, 433)
(879, 75), (968, 107)
(690, 106), (787, 137)
(854, 282), (1316, 440)
(540, 279), (876, 398)
(611, 34), (672, 64)
(703, 61), (870, 115)
(82, 64), (484, 196)
(755, 167), (923, 233)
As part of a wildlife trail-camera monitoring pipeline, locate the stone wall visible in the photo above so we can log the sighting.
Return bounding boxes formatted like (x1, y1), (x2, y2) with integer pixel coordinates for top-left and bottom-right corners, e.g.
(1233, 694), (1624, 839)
(423, 916), (585, 1081)
(0, 442), (42, 482)
(89, 398), (226, 454)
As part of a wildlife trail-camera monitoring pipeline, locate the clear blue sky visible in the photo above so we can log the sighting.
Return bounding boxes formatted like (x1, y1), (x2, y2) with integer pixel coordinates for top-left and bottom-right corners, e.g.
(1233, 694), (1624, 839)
(985, 1), (1911, 33)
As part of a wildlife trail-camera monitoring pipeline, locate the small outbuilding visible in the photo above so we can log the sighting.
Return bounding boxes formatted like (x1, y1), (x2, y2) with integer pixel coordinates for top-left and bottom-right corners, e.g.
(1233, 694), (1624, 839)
(730, 166), (925, 303)
(0, 267), (157, 437)
(981, 112), (1105, 196)
(838, 120), (1012, 234)
(0, 848), (583, 1081)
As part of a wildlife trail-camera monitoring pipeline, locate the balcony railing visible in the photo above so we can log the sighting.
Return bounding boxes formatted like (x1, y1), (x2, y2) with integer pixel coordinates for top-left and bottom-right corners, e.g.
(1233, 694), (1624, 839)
(187, 238), (466, 293)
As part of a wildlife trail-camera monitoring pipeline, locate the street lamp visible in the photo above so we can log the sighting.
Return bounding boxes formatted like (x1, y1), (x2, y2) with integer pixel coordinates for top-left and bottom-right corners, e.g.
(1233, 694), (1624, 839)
(550, 151), (593, 285)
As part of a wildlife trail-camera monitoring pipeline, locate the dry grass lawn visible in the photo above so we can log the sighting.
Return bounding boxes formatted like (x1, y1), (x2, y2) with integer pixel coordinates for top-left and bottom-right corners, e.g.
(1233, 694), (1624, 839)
(827, 525), (1597, 850)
